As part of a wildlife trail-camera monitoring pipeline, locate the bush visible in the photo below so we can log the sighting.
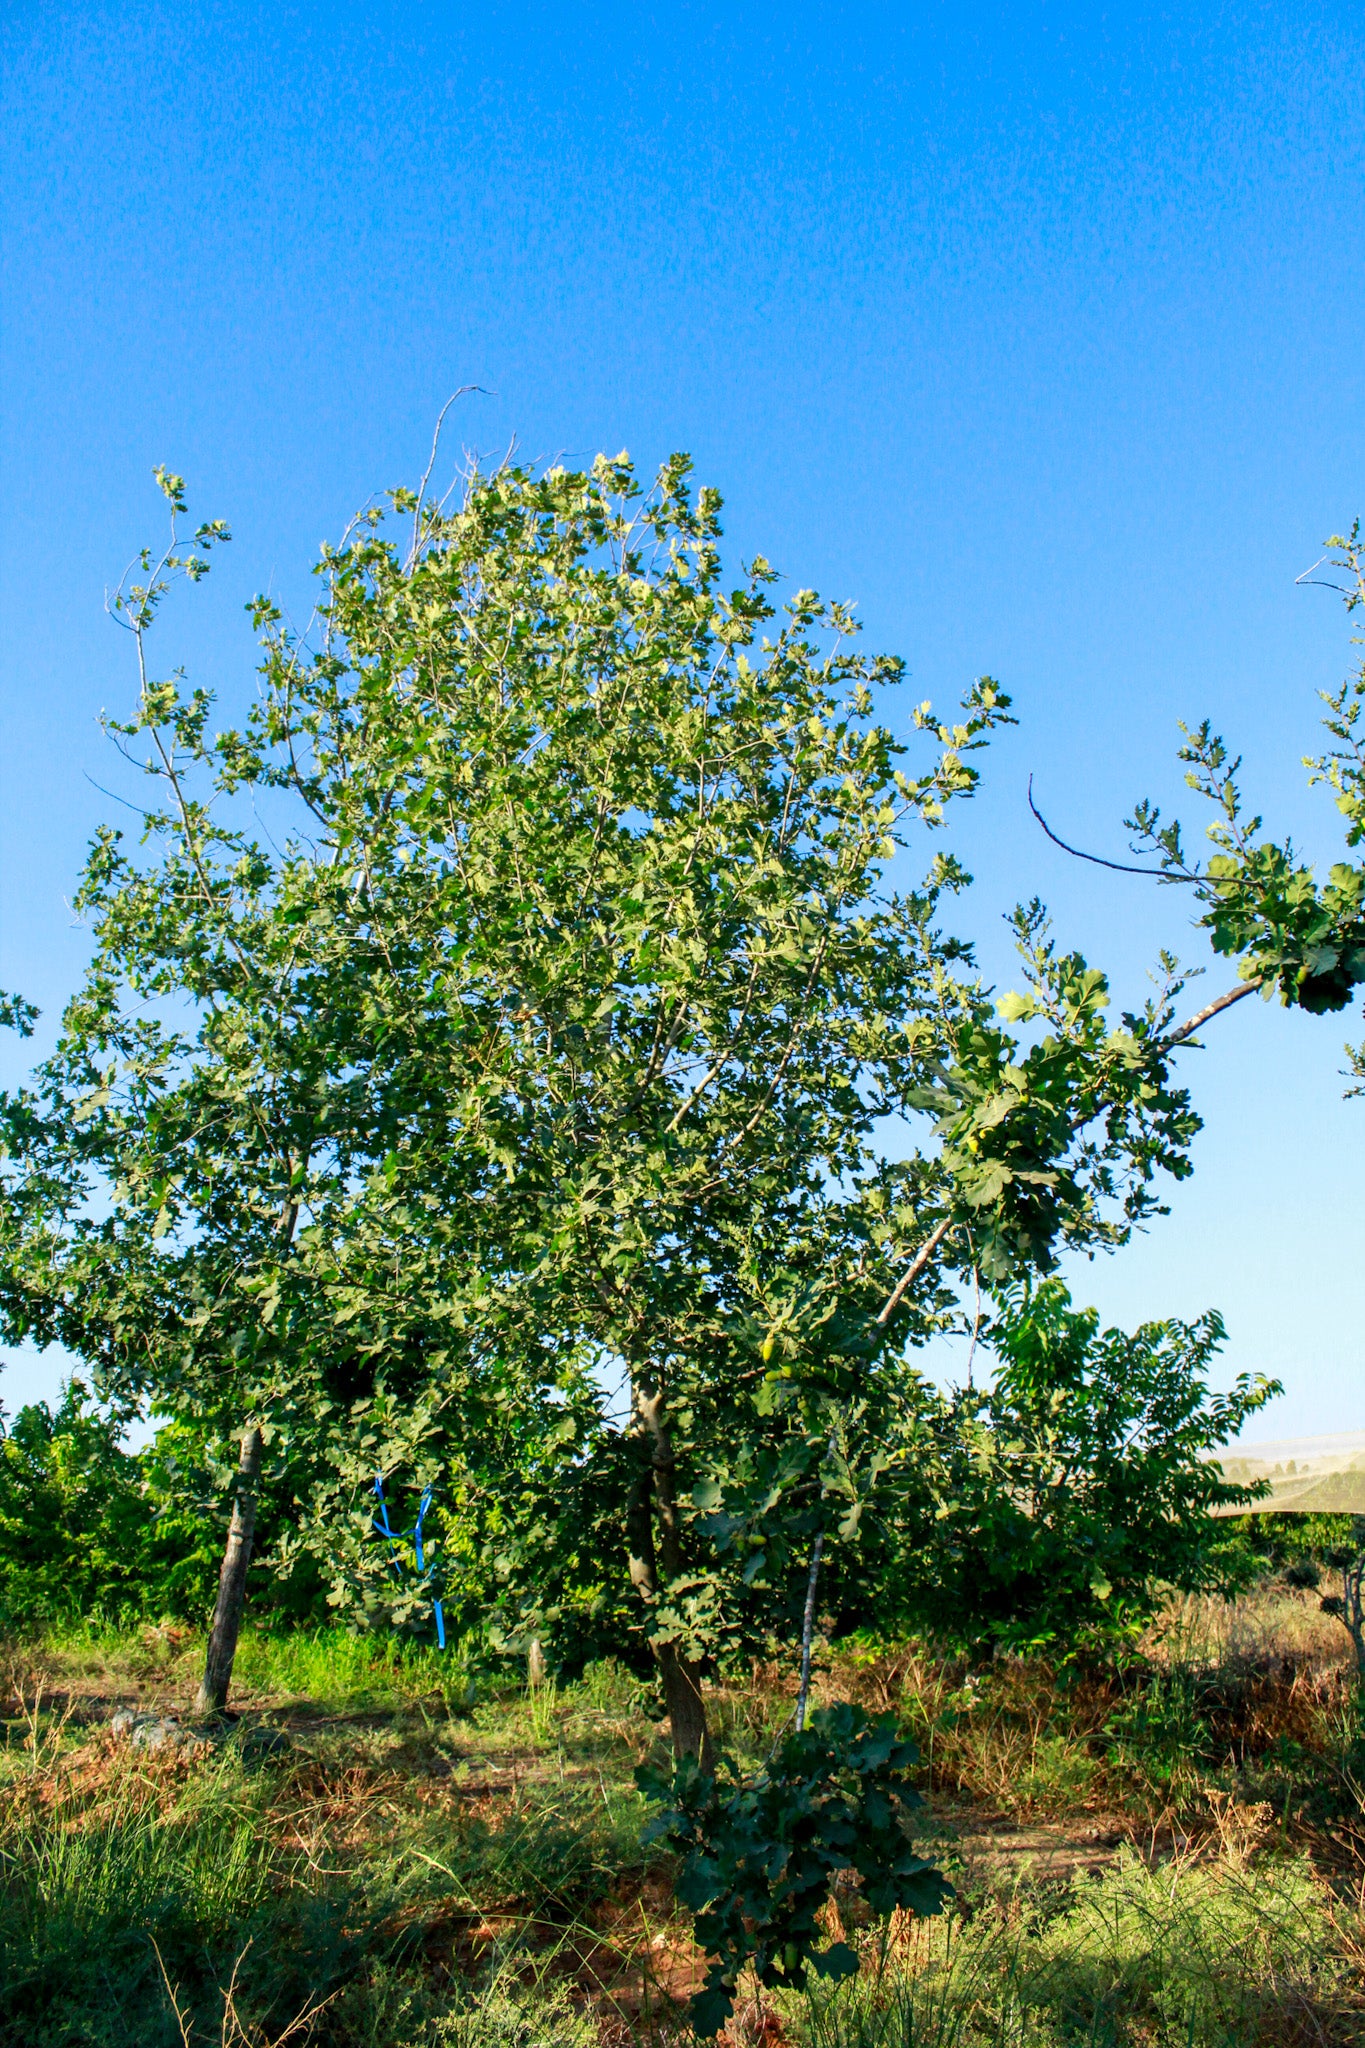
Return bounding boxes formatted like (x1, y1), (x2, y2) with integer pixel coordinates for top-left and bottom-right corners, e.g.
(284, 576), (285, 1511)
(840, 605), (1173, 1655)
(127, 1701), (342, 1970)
(0, 1383), (205, 1627)
(885, 1279), (1277, 1654)
(640, 1702), (951, 2036)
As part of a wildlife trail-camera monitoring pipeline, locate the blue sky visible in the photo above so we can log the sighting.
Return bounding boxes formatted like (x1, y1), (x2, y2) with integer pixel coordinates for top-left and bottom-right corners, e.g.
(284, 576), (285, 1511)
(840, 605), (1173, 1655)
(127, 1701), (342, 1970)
(1, 0), (1362, 1435)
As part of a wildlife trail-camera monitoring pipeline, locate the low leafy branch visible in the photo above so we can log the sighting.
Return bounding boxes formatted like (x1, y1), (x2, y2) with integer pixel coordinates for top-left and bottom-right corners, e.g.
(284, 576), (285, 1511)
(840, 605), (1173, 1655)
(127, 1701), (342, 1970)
(638, 1702), (951, 2037)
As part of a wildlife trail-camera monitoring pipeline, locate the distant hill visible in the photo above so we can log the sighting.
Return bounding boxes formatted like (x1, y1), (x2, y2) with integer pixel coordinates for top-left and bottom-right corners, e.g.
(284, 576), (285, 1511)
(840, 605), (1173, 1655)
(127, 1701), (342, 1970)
(1212, 1432), (1365, 1514)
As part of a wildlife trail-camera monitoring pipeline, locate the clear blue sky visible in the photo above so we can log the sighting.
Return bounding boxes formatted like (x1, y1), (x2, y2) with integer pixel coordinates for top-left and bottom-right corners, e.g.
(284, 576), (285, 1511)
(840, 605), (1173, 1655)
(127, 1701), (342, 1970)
(1, 1), (1361, 1437)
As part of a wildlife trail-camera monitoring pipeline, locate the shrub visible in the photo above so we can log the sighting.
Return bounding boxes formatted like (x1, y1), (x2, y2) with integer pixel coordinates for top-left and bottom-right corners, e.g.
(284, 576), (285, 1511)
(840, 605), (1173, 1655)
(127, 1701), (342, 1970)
(0, 1383), (327, 1630)
(885, 1279), (1276, 1654)
(639, 1701), (951, 2036)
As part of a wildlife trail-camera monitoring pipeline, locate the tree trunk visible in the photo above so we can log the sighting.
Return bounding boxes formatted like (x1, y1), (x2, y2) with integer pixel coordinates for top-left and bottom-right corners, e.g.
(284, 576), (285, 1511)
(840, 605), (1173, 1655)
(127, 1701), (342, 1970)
(1345, 1559), (1365, 1692)
(194, 1423), (262, 1716)
(628, 1379), (715, 1770)
(656, 1639), (714, 1770)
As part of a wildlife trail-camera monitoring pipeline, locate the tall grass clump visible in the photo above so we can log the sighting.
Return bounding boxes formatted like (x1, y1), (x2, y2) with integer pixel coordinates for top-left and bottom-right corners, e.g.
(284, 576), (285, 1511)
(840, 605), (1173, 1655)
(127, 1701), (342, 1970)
(784, 1841), (1359, 2047)
(332, 1947), (605, 2046)
(0, 1749), (374, 2047)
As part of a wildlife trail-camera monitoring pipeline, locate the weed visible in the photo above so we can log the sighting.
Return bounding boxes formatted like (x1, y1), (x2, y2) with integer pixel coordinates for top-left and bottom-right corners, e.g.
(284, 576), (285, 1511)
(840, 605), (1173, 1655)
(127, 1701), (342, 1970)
(783, 1845), (1361, 2046)
(0, 1601), (1362, 2044)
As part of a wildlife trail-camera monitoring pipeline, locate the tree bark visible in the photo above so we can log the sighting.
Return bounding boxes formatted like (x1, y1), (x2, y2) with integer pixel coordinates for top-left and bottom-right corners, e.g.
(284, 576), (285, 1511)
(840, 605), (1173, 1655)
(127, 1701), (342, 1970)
(628, 1380), (715, 1771)
(656, 1639), (714, 1768)
(1343, 1557), (1365, 1691)
(795, 1532), (824, 1733)
(194, 1423), (263, 1716)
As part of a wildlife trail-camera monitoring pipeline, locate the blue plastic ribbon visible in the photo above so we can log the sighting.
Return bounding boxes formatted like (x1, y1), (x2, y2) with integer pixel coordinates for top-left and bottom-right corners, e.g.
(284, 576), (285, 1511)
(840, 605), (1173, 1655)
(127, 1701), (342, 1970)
(372, 1475), (446, 1649)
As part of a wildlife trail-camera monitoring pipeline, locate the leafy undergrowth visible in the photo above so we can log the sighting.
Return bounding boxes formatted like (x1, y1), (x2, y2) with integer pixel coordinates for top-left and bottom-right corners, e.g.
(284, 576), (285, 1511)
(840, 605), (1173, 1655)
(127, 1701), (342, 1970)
(840, 1586), (1362, 1833)
(0, 1597), (1361, 2045)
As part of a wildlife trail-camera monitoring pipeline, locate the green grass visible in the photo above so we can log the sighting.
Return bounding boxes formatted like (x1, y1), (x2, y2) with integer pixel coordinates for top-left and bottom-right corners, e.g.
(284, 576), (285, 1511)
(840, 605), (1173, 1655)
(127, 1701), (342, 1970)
(0, 1607), (1362, 2044)
(0, 1634), (660, 2045)
(783, 1845), (1359, 2047)
(27, 1615), (478, 1716)
(231, 1625), (480, 1713)
(0, 1746), (644, 2044)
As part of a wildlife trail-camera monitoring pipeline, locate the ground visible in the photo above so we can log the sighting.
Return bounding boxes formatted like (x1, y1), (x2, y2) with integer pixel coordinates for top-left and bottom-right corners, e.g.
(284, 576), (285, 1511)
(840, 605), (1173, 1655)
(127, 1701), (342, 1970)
(1, 1589), (1363, 2046)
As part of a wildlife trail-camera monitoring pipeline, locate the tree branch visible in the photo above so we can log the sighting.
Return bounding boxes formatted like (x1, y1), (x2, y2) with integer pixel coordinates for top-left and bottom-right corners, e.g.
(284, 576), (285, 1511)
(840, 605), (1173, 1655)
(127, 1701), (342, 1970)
(1027, 776), (1189, 879)
(874, 1216), (955, 1327)
(1162, 979), (1263, 1048)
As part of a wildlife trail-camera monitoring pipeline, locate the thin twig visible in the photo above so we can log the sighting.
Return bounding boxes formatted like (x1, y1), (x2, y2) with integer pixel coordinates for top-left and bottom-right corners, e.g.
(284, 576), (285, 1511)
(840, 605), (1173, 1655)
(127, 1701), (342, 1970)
(1295, 554), (1356, 597)
(1027, 776), (1188, 878)
(150, 1938), (193, 2048)
(1026, 783), (1267, 1049)
(408, 387), (492, 568)
(259, 1986), (343, 2048)
(83, 771), (155, 820)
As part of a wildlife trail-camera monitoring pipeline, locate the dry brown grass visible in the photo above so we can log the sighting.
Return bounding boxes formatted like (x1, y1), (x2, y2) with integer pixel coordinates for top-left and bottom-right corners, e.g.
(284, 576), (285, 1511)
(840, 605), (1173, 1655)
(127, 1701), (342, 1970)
(5, 1606), (1365, 2045)
(1151, 1584), (1353, 1674)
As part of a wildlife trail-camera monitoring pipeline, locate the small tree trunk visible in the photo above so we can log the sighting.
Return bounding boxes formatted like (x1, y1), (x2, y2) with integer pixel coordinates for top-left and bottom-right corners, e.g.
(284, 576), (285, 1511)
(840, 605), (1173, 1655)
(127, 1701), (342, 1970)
(1347, 1560), (1365, 1693)
(656, 1639), (715, 1770)
(795, 1532), (824, 1733)
(628, 1378), (715, 1769)
(194, 1424), (262, 1716)
(527, 1637), (547, 1688)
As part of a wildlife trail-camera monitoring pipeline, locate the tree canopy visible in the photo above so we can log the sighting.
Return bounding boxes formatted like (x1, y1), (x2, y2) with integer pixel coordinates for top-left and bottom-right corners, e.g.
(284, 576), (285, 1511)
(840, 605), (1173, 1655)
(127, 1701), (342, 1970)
(2, 453), (1362, 1734)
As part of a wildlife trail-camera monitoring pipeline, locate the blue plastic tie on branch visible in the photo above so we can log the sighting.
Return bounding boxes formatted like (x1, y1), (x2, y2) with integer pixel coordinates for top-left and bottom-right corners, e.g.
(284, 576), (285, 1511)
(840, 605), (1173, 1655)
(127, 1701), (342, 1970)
(413, 1483), (447, 1650)
(372, 1474), (401, 1568)
(372, 1474), (446, 1650)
